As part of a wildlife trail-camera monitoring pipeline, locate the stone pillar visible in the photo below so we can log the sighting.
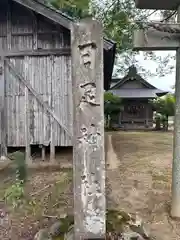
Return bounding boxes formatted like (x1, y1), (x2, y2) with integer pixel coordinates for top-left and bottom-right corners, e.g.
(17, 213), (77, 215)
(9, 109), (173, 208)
(71, 19), (106, 239)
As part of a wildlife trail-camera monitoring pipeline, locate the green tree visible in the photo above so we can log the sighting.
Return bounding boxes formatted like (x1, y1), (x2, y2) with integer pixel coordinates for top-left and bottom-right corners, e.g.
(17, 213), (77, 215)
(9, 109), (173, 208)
(104, 92), (123, 129)
(151, 93), (175, 131)
(47, 0), (175, 77)
(47, 0), (148, 51)
(48, 0), (90, 19)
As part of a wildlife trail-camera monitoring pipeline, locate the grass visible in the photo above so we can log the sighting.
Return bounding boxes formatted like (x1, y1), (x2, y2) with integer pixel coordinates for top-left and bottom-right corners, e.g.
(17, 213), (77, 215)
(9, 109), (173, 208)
(152, 173), (169, 183)
(0, 168), (73, 240)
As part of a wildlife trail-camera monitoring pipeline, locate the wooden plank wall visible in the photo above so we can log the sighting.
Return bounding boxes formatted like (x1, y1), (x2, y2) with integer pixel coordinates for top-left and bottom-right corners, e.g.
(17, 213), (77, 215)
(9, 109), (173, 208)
(6, 55), (72, 147)
(120, 100), (153, 126)
(0, 0), (73, 151)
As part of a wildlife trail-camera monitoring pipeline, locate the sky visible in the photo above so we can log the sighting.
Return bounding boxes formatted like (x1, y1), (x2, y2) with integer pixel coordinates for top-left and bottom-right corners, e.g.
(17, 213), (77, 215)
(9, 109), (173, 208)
(114, 50), (176, 92)
(136, 51), (175, 91)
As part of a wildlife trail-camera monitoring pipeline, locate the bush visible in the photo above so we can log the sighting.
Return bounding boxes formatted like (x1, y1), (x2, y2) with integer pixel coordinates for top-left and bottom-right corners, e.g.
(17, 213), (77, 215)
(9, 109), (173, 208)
(104, 92), (123, 130)
(9, 151), (27, 182)
(4, 179), (24, 208)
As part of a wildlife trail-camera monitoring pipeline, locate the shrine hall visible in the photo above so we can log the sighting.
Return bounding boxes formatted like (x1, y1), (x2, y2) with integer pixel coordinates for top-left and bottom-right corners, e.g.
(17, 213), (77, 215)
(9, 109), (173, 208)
(109, 65), (168, 129)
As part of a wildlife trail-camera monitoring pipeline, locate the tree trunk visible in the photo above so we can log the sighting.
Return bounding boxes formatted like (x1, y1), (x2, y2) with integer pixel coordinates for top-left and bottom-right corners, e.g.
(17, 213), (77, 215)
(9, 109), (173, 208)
(107, 115), (111, 129)
(109, 115), (113, 129)
(162, 116), (168, 131)
(155, 118), (161, 130)
(105, 114), (108, 128)
(166, 115), (169, 131)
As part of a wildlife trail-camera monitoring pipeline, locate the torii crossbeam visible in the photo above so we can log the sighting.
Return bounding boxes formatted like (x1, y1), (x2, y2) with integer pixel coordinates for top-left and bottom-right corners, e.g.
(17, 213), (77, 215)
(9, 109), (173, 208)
(133, 0), (180, 218)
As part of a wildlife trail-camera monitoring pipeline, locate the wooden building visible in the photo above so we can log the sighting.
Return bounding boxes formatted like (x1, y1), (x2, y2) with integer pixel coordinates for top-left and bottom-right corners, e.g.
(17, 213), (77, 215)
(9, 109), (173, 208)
(0, 0), (116, 159)
(110, 66), (168, 129)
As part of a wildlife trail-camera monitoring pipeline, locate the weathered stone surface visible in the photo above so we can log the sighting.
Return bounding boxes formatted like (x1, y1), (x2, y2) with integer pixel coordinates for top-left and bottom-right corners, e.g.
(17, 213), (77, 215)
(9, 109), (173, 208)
(33, 212), (150, 240)
(34, 229), (51, 240)
(122, 232), (144, 240)
(71, 19), (105, 239)
(49, 221), (62, 237)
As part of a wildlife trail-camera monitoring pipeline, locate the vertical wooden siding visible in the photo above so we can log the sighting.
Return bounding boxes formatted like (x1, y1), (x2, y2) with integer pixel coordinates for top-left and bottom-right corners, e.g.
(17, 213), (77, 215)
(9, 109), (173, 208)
(6, 55), (72, 147)
(0, 0), (72, 147)
(0, 1), (70, 51)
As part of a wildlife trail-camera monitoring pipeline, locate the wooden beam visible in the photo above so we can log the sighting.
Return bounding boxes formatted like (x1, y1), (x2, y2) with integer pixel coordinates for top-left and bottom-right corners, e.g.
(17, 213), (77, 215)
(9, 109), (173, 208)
(145, 105), (149, 127)
(133, 29), (180, 50)
(7, 0), (12, 50)
(32, 12), (38, 50)
(11, 31), (60, 36)
(12, 0), (116, 55)
(6, 60), (72, 138)
(134, 0), (180, 10)
(71, 19), (106, 239)
(41, 146), (46, 161)
(40, 106), (45, 160)
(50, 58), (55, 163)
(13, 0), (71, 29)
(2, 48), (71, 57)
(50, 117), (55, 162)
(0, 58), (7, 157)
(24, 58), (31, 164)
(25, 87), (31, 163)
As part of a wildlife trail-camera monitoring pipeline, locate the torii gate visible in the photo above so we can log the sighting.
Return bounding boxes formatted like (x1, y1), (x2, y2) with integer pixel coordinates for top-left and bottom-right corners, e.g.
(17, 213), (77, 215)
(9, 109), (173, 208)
(133, 0), (180, 218)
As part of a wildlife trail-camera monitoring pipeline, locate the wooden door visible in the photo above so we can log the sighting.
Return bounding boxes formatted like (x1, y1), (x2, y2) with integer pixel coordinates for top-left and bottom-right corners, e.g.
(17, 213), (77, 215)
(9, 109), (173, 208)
(2, 56), (72, 161)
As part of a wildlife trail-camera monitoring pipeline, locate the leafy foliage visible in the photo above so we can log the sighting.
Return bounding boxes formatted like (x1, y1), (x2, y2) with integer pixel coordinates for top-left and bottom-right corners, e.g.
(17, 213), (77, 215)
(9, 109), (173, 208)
(106, 209), (131, 232)
(104, 92), (123, 115)
(151, 94), (175, 117)
(8, 151), (27, 182)
(4, 151), (27, 208)
(46, 0), (175, 78)
(150, 94), (175, 130)
(104, 92), (123, 129)
(4, 179), (24, 209)
(48, 0), (90, 18)
(4, 152), (27, 208)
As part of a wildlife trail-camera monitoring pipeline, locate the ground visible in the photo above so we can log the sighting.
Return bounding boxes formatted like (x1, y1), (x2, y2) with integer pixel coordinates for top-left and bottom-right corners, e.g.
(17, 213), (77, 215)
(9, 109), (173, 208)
(107, 131), (177, 240)
(0, 131), (179, 239)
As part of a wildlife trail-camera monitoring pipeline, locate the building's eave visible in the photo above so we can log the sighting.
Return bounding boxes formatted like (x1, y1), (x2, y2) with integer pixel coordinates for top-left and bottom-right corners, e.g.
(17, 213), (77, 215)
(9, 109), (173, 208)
(109, 88), (168, 98)
(13, 0), (116, 90)
(134, 0), (180, 10)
